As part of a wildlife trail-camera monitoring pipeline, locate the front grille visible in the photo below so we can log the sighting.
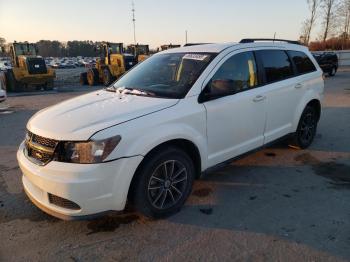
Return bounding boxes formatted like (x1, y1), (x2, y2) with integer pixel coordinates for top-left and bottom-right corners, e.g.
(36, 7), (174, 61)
(48, 193), (81, 210)
(28, 131), (57, 148)
(25, 131), (58, 165)
(27, 58), (48, 74)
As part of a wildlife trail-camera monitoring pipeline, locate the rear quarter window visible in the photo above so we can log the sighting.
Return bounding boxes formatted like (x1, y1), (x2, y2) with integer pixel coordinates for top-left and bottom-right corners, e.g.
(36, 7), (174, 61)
(288, 50), (316, 75)
(256, 50), (294, 84)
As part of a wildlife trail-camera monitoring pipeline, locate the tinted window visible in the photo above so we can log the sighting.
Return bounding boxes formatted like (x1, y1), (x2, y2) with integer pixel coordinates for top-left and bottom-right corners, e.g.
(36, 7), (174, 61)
(288, 51), (316, 74)
(211, 51), (258, 93)
(257, 50), (293, 83)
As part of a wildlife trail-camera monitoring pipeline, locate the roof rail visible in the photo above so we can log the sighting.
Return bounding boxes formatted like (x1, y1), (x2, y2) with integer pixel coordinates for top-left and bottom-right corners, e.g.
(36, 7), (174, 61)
(239, 38), (302, 45)
(183, 43), (211, 47)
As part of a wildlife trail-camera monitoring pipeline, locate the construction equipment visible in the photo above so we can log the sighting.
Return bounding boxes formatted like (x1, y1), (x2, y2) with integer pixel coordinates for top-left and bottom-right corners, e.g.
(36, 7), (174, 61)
(160, 44), (181, 51)
(80, 42), (137, 87)
(126, 44), (150, 62)
(3, 42), (55, 92)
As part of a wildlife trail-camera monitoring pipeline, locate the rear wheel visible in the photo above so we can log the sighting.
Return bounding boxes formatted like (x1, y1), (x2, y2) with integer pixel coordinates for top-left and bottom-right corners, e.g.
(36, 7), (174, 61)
(87, 68), (99, 86)
(79, 72), (88, 85)
(290, 106), (318, 149)
(102, 68), (113, 86)
(130, 147), (195, 218)
(44, 79), (54, 90)
(328, 66), (336, 77)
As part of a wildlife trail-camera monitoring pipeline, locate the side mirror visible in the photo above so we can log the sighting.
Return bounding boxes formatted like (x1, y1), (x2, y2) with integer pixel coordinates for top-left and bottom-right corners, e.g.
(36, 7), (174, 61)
(199, 79), (236, 103)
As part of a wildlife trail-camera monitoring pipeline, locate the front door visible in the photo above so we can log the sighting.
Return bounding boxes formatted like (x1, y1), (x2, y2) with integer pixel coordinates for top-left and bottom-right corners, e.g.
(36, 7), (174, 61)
(203, 51), (267, 167)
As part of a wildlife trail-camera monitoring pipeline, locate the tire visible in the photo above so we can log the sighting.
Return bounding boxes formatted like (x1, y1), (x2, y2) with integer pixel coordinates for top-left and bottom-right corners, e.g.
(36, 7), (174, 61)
(4, 70), (23, 92)
(102, 68), (113, 86)
(87, 68), (99, 86)
(328, 66), (336, 77)
(289, 106), (318, 149)
(80, 72), (88, 85)
(44, 79), (54, 90)
(130, 147), (195, 218)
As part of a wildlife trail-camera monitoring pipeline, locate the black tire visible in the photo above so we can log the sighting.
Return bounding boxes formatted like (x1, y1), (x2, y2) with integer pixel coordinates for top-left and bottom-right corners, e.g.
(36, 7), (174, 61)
(130, 147), (195, 218)
(328, 66), (336, 77)
(44, 79), (54, 90)
(4, 70), (23, 92)
(102, 68), (113, 86)
(87, 68), (99, 86)
(290, 106), (318, 149)
(80, 72), (88, 85)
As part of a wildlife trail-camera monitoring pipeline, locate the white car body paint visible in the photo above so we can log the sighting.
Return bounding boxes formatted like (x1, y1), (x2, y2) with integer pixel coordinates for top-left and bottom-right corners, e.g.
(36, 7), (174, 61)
(17, 42), (324, 219)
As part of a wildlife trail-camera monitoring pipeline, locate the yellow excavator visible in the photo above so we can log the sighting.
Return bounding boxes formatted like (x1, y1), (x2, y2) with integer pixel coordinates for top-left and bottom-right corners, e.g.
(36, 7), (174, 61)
(126, 44), (150, 62)
(80, 42), (137, 86)
(3, 42), (55, 92)
(160, 44), (181, 51)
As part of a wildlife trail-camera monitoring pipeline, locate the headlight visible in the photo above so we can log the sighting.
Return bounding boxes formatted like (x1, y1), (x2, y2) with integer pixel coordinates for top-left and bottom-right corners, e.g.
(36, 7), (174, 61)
(54, 135), (121, 164)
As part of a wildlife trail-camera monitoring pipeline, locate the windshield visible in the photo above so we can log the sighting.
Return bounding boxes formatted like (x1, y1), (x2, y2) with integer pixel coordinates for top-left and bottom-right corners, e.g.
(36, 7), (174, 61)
(108, 44), (122, 54)
(112, 52), (215, 98)
(14, 44), (37, 56)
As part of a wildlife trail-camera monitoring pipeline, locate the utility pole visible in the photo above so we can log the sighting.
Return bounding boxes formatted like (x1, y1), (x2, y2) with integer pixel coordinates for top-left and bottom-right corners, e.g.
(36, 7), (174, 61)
(132, 1), (136, 45)
(185, 30), (188, 44)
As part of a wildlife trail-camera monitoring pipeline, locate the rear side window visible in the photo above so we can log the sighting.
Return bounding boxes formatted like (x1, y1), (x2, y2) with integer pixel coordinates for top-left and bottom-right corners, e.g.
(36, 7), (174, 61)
(257, 50), (294, 83)
(288, 51), (316, 75)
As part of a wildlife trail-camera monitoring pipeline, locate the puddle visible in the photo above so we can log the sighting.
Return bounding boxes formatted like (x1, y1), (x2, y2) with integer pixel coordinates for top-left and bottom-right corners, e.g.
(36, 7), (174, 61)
(199, 207), (213, 215)
(249, 196), (257, 200)
(86, 214), (139, 235)
(265, 152), (276, 157)
(192, 188), (212, 197)
(295, 153), (350, 189)
(314, 162), (350, 188)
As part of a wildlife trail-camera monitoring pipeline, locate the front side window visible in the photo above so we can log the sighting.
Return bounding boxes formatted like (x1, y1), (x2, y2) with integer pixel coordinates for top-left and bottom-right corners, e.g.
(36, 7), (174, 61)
(288, 50), (316, 75)
(112, 52), (215, 98)
(257, 50), (294, 83)
(211, 51), (258, 93)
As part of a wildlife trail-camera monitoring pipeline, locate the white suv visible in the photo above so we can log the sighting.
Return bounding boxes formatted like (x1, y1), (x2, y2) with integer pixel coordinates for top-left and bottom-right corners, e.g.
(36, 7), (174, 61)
(17, 39), (324, 220)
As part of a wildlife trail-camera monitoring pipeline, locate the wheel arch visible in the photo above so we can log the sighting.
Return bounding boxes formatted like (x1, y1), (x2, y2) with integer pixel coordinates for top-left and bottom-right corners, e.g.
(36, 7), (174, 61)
(127, 138), (202, 201)
(292, 91), (322, 132)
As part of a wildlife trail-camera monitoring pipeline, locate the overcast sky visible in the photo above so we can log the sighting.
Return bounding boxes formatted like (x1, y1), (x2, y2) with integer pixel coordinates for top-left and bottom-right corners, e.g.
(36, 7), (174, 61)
(0, 0), (321, 48)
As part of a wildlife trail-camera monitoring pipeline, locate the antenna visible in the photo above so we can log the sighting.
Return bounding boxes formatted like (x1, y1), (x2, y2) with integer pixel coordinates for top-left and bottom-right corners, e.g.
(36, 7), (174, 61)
(185, 30), (188, 44)
(132, 1), (136, 45)
(273, 32), (276, 42)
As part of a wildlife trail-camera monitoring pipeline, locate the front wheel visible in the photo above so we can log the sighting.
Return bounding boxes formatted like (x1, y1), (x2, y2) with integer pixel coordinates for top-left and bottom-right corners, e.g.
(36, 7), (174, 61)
(290, 106), (318, 149)
(130, 147), (195, 218)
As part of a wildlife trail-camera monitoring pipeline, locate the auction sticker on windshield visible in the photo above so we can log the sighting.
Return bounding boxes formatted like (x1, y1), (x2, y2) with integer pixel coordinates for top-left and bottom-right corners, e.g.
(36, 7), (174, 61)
(183, 54), (208, 61)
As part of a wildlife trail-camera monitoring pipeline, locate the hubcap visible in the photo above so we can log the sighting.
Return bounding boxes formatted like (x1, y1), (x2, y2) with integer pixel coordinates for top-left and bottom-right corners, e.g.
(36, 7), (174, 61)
(300, 112), (316, 144)
(147, 160), (188, 210)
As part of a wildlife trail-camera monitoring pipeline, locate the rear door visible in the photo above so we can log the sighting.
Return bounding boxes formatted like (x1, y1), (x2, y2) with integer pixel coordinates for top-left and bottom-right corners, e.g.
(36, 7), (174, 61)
(255, 50), (300, 144)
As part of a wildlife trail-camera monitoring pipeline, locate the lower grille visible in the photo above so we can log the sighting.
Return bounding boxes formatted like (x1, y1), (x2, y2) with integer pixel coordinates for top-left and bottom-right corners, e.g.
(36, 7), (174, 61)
(48, 193), (81, 210)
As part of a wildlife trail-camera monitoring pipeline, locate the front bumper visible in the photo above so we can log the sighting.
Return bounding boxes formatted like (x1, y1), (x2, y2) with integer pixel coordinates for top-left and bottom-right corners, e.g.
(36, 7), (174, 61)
(17, 142), (143, 220)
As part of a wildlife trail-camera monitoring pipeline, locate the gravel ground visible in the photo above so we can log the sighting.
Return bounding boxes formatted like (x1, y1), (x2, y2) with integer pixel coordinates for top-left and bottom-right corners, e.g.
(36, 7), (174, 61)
(0, 68), (349, 261)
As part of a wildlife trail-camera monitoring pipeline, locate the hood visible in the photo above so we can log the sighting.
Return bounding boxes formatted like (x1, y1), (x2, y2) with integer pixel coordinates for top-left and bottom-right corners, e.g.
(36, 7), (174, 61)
(27, 90), (178, 141)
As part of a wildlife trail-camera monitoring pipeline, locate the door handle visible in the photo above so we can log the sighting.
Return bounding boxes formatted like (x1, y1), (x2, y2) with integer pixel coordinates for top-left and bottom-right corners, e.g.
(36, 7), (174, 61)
(295, 83), (303, 89)
(253, 95), (266, 102)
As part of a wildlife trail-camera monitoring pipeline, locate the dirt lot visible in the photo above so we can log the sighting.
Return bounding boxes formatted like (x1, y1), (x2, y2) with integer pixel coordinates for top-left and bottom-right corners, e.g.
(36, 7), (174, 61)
(0, 68), (349, 261)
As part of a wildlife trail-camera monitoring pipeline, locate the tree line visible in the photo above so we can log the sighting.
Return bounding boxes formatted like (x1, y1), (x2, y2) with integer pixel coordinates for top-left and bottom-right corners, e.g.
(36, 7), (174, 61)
(0, 39), (98, 57)
(300, 0), (350, 50)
